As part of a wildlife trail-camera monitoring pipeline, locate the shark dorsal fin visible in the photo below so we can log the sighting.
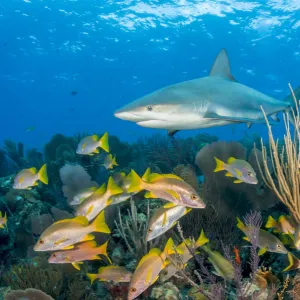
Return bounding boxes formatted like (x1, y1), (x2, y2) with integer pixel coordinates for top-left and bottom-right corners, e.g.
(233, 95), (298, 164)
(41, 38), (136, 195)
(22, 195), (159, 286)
(209, 49), (235, 81)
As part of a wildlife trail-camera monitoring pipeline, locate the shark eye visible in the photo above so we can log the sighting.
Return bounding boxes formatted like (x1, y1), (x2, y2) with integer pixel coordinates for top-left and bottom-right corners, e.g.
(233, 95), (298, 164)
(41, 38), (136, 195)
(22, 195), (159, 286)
(131, 287), (137, 293)
(190, 194), (198, 201)
(147, 105), (153, 111)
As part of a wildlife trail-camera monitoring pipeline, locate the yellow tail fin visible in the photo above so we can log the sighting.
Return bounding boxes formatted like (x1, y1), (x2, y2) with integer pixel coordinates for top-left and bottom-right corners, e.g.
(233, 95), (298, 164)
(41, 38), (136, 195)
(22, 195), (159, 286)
(127, 169), (143, 193)
(265, 216), (277, 229)
(87, 273), (97, 285)
(283, 252), (300, 272)
(112, 155), (118, 166)
(97, 240), (112, 264)
(163, 238), (176, 256)
(93, 211), (111, 234)
(38, 164), (48, 184)
(107, 177), (123, 196)
(99, 132), (109, 153)
(195, 230), (209, 248)
(236, 217), (246, 232)
(213, 157), (225, 172)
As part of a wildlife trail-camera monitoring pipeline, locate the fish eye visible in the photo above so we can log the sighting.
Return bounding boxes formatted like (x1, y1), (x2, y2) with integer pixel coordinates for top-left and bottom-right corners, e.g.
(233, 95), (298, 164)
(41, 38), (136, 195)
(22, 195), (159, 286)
(190, 194), (198, 201)
(277, 244), (281, 248)
(52, 254), (56, 257)
(163, 270), (168, 275)
(147, 105), (153, 111)
(131, 287), (137, 292)
(247, 171), (252, 176)
(148, 229), (153, 232)
(39, 240), (44, 244)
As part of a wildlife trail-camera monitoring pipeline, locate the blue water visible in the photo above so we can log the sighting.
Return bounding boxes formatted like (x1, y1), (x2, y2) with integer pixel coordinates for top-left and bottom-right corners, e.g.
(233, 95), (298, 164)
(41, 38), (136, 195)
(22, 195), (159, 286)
(0, 0), (299, 149)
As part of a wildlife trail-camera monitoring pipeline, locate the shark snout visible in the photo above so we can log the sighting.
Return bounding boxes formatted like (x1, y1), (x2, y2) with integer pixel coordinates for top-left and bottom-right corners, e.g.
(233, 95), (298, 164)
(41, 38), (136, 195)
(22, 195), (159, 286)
(114, 108), (142, 122)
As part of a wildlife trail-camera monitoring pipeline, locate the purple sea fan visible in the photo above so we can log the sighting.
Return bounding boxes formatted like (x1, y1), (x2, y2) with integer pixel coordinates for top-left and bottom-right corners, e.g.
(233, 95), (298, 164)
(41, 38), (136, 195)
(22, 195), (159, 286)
(59, 164), (98, 205)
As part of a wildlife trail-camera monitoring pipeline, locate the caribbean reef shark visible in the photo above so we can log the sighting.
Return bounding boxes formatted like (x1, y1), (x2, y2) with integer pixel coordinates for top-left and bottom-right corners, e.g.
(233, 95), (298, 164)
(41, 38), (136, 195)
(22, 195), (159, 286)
(114, 49), (299, 135)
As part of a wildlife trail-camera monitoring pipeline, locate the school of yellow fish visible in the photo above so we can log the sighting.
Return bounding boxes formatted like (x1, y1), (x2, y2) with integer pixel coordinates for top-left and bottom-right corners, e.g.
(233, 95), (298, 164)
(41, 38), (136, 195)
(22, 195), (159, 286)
(1, 132), (299, 299)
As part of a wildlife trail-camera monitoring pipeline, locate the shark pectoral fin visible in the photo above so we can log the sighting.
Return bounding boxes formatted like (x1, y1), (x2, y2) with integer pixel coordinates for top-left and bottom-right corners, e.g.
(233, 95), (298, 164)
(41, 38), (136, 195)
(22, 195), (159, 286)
(209, 49), (236, 81)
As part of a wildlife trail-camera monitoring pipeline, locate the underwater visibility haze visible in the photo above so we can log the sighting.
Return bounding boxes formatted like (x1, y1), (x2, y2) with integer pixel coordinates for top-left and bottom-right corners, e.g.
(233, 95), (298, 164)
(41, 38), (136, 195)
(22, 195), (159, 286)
(0, 0), (300, 299)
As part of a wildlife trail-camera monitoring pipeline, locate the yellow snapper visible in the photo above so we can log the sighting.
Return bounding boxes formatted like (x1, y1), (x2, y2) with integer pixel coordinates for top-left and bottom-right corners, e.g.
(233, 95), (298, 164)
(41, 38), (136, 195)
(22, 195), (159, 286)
(110, 172), (136, 205)
(147, 204), (192, 241)
(159, 230), (209, 283)
(0, 211), (7, 229)
(34, 211), (110, 251)
(69, 186), (98, 206)
(13, 164), (48, 190)
(75, 177), (123, 221)
(87, 266), (133, 284)
(237, 218), (288, 255)
(127, 168), (206, 208)
(201, 244), (235, 282)
(128, 238), (176, 300)
(76, 133), (109, 155)
(103, 154), (118, 169)
(48, 240), (111, 270)
(283, 252), (300, 272)
(214, 157), (258, 184)
(265, 215), (295, 235)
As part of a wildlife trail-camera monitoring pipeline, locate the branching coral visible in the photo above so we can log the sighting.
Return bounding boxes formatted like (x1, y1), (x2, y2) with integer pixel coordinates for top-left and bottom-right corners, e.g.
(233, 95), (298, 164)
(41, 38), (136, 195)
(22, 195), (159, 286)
(2, 263), (63, 299)
(257, 85), (300, 224)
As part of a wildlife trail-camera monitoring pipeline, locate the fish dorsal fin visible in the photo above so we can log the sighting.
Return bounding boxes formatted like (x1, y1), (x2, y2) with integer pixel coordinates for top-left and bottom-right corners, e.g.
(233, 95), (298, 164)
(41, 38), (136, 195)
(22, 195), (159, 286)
(148, 173), (182, 182)
(92, 135), (98, 141)
(142, 168), (151, 181)
(227, 157), (236, 164)
(79, 241), (98, 249)
(72, 216), (89, 225)
(209, 49), (235, 81)
(29, 167), (37, 174)
(94, 183), (107, 196)
(149, 248), (161, 256)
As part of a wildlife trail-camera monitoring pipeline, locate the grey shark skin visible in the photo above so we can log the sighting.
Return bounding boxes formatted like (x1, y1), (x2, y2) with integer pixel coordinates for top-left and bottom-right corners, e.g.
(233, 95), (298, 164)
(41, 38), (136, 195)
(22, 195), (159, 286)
(114, 49), (297, 132)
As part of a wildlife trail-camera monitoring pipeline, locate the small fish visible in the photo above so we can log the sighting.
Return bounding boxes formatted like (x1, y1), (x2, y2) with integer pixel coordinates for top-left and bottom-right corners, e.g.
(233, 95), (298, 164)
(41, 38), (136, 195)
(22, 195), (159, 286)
(87, 266), (133, 284)
(109, 172), (136, 205)
(265, 215), (295, 235)
(283, 252), (300, 272)
(34, 211), (110, 252)
(0, 211), (7, 229)
(127, 168), (206, 208)
(159, 230), (209, 283)
(128, 238), (176, 300)
(233, 246), (241, 265)
(214, 157), (258, 184)
(76, 133), (109, 155)
(48, 240), (111, 270)
(237, 218), (288, 255)
(70, 186), (98, 206)
(147, 205), (192, 241)
(25, 126), (35, 132)
(103, 154), (118, 169)
(201, 244), (235, 282)
(13, 164), (48, 190)
(75, 177), (123, 221)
